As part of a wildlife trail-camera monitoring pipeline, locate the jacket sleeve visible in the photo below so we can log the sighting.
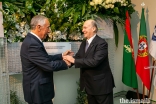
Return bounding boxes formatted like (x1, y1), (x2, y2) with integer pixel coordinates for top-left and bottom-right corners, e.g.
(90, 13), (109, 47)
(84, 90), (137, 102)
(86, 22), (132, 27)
(48, 54), (63, 61)
(28, 45), (68, 72)
(75, 41), (108, 68)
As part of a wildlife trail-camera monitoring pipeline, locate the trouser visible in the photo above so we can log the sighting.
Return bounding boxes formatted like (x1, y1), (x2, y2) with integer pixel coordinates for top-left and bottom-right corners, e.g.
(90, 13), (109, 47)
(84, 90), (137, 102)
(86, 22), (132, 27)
(28, 100), (53, 104)
(87, 91), (113, 104)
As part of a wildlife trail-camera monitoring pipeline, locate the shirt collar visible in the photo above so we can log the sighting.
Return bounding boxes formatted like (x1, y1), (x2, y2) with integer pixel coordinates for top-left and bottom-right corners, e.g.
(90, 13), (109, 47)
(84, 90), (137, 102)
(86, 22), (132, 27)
(30, 32), (42, 42)
(87, 34), (96, 45)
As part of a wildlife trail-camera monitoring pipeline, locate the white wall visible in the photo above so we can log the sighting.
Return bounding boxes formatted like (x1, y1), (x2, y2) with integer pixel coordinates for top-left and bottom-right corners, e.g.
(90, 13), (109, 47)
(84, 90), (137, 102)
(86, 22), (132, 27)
(53, 68), (80, 104)
(113, 0), (156, 101)
(113, 24), (125, 93)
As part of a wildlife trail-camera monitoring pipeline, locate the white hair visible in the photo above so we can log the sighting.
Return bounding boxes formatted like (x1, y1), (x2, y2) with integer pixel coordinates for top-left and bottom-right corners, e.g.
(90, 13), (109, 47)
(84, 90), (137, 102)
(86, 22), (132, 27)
(30, 15), (48, 30)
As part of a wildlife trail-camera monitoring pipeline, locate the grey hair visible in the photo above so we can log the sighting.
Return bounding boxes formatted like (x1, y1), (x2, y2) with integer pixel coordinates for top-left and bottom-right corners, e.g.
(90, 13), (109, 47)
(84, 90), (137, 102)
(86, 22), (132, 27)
(30, 15), (48, 30)
(90, 19), (98, 33)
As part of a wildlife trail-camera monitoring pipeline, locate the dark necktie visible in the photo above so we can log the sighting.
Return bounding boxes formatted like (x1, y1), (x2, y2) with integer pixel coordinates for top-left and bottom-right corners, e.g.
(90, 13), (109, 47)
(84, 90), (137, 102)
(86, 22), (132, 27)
(85, 41), (89, 52)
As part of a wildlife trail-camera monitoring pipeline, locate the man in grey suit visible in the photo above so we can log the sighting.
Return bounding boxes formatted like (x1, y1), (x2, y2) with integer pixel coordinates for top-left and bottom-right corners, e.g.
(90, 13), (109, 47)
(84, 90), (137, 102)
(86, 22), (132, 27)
(64, 19), (115, 104)
(20, 15), (72, 104)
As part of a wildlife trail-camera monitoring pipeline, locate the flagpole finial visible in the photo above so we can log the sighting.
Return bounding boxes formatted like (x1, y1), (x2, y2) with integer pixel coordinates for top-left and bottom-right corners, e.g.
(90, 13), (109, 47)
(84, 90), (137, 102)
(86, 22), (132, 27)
(141, 2), (145, 7)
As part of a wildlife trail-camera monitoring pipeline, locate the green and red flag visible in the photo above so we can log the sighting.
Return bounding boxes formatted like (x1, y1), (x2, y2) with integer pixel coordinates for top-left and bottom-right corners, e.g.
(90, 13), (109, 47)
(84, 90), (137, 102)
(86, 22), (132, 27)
(136, 8), (150, 90)
(122, 11), (138, 89)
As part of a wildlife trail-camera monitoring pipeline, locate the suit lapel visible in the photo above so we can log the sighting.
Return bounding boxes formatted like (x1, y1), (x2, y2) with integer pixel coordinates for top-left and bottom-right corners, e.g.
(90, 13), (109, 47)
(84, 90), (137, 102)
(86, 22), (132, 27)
(80, 41), (86, 57)
(84, 35), (98, 57)
(27, 33), (43, 46)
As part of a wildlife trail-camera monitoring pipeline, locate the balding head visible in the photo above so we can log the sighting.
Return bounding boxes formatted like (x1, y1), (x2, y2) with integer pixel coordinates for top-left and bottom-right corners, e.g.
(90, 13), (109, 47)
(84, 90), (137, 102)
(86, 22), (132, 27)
(82, 19), (98, 39)
(85, 19), (98, 33)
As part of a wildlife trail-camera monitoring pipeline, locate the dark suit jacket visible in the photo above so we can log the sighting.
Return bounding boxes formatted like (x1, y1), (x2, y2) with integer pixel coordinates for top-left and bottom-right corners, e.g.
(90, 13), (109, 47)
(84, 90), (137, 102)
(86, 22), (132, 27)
(20, 33), (68, 103)
(75, 35), (115, 95)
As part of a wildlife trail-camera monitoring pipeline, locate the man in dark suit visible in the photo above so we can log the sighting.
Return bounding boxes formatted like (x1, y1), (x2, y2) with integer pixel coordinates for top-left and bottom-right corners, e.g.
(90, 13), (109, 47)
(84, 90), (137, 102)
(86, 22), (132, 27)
(64, 19), (115, 104)
(20, 15), (72, 104)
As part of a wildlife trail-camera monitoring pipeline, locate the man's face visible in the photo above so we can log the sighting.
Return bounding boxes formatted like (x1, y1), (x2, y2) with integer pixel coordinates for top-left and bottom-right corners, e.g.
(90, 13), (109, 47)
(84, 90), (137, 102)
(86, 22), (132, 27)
(82, 21), (95, 39)
(39, 19), (51, 40)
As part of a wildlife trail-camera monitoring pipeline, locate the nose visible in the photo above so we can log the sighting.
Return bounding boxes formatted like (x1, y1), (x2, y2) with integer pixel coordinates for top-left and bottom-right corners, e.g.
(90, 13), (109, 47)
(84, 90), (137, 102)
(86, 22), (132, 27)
(82, 29), (85, 33)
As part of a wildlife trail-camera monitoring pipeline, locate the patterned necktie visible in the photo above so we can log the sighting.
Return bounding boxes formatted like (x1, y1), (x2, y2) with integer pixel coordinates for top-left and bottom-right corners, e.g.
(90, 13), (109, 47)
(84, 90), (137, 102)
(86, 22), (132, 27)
(85, 41), (89, 52)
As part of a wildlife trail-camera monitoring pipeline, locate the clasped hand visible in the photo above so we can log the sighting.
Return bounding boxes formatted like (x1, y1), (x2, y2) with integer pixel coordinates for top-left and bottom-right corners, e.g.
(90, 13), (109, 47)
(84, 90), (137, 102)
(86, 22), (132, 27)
(62, 50), (74, 67)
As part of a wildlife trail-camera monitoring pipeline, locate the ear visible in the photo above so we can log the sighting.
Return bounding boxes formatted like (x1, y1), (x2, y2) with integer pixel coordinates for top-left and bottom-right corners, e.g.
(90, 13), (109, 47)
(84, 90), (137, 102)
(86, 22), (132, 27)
(92, 27), (96, 32)
(36, 25), (41, 31)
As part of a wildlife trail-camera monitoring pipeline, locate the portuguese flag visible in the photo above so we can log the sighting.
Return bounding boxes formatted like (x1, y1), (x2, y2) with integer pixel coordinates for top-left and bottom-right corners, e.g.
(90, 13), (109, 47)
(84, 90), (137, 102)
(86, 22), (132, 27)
(136, 8), (150, 90)
(122, 11), (138, 88)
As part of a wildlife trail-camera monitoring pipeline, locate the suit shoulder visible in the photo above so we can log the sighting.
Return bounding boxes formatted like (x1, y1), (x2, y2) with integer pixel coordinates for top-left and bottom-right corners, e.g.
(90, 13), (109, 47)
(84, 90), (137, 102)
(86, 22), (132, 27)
(22, 35), (39, 50)
(96, 35), (107, 44)
(23, 34), (38, 45)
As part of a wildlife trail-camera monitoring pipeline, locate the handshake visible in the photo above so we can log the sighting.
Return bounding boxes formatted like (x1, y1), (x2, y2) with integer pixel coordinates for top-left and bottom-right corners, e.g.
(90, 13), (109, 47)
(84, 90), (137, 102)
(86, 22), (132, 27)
(62, 50), (75, 67)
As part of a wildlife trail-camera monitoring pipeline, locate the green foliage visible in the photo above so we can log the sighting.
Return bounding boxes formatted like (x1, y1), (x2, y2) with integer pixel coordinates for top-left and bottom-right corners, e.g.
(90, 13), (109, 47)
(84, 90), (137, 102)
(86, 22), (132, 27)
(10, 90), (21, 104)
(89, 0), (135, 47)
(113, 22), (119, 47)
(1, 0), (93, 42)
(1, 0), (135, 45)
(75, 81), (88, 104)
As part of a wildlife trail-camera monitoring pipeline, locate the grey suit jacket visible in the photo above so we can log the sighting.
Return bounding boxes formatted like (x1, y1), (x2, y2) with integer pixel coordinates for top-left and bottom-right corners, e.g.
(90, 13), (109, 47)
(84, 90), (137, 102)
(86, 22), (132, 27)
(20, 33), (68, 103)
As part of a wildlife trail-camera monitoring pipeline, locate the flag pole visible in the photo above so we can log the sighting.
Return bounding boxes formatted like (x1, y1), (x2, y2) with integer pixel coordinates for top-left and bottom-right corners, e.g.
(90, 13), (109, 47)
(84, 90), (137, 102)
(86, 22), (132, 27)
(148, 60), (156, 98)
(136, 89), (140, 102)
(143, 85), (145, 99)
(140, 2), (146, 100)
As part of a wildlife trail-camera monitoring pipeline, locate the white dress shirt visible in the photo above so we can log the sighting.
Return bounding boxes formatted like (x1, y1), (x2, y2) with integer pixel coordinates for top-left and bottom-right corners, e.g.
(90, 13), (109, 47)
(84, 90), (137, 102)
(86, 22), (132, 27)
(87, 34), (96, 47)
(30, 32), (42, 42)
